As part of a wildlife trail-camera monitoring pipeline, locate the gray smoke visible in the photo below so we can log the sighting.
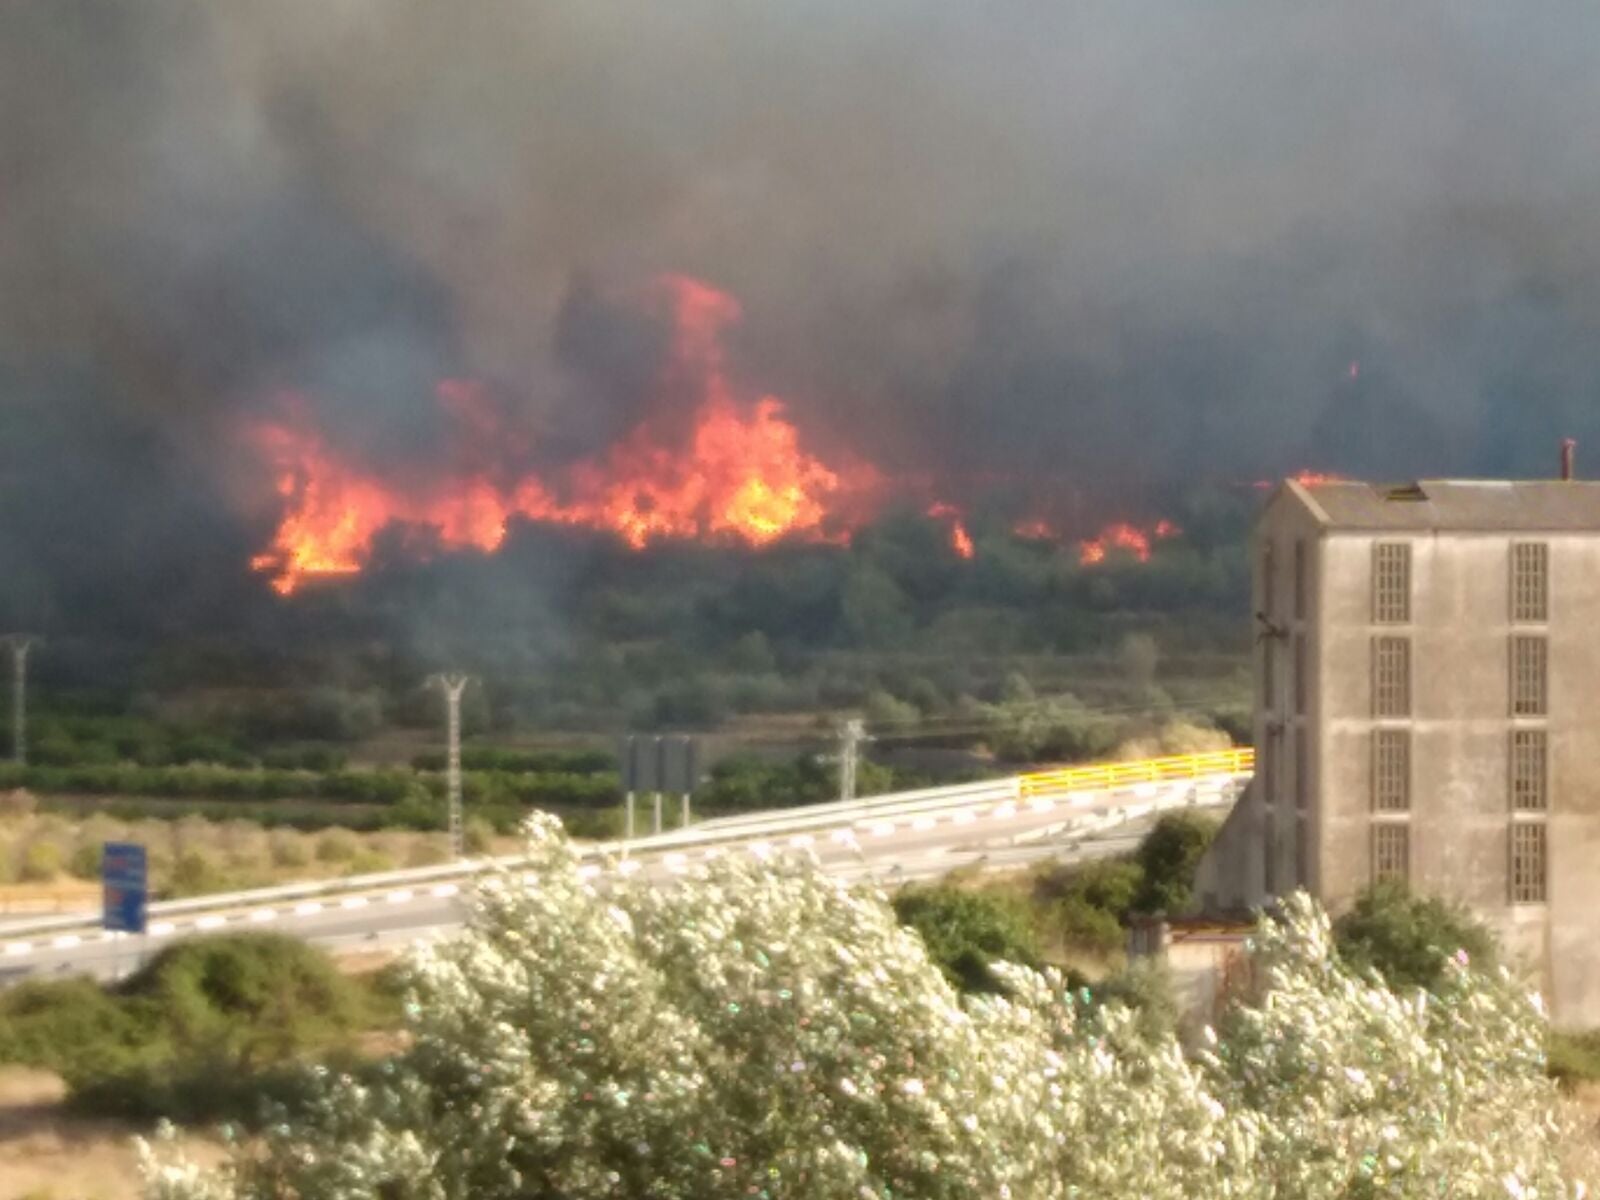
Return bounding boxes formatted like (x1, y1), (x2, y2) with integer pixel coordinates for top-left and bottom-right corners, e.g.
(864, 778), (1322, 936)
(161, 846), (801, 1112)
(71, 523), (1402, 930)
(6, 0), (1600, 628)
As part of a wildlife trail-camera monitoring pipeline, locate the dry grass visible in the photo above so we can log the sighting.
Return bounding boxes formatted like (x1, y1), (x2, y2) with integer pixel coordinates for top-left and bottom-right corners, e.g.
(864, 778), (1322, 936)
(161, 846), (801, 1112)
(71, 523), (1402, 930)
(0, 808), (489, 906)
(0, 1067), (227, 1200)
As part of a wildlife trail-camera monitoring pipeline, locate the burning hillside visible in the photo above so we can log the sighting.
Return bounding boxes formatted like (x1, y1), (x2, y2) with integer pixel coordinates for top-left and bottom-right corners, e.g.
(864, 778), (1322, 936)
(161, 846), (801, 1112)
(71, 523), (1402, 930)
(247, 275), (1190, 595)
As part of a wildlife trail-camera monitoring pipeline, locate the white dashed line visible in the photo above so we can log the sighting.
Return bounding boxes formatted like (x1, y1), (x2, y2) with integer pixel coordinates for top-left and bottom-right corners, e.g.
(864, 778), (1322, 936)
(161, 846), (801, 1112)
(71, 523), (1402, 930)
(386, 889), (414, 904)
(746, 841), (773, 860)
(617, 859), (643, 876)
(910, 816), (936, 831)
(866, 821), (895, 838)
(294, 902), (323, 916)
(993, 802), (1018, 819)
(829, 828), (857, 845)
(951, 809), (978, 825)
(577, 864), (601, 880)
(787, 833), (814, 849)
(1027, 798), (1056, 813)
(663, 852), (687, 867)
(149, 921), (175, 937)
(195, 915), (226, 931)
(430, 884), (459, 898)
(51, 935), (81, 950)
(249, 909), (278, 924)
(341, 896), (369, 910)
(3, 942), (32, 957)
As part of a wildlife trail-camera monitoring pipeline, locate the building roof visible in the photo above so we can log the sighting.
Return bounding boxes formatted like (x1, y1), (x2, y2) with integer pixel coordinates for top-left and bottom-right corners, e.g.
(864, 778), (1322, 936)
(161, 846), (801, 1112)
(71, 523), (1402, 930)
(1287, 478), (1600, 532)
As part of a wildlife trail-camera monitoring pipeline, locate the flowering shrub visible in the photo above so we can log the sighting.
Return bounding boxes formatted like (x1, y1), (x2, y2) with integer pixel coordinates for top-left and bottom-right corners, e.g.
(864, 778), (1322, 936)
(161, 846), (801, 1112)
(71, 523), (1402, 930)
(142, 815), (1586, 1199)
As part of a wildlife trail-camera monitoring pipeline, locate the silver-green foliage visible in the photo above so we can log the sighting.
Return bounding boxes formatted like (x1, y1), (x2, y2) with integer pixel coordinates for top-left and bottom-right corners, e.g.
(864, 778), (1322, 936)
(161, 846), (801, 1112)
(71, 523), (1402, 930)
(142, 815), (1585, 1200)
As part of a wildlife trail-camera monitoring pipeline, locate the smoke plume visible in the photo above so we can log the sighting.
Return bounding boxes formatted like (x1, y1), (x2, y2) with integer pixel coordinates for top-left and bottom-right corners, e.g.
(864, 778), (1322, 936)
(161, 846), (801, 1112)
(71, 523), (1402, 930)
(6, 2), (1600, 631)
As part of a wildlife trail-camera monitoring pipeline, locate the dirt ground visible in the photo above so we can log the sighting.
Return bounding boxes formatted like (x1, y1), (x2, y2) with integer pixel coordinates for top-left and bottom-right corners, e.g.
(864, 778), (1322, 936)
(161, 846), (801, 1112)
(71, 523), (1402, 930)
(0, 1068), (225, 1200)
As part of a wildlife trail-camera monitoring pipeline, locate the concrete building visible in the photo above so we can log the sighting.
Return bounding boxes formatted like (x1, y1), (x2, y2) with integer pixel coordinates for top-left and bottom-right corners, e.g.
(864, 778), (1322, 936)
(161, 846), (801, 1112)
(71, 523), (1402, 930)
(1196, 463), (1600, 1027)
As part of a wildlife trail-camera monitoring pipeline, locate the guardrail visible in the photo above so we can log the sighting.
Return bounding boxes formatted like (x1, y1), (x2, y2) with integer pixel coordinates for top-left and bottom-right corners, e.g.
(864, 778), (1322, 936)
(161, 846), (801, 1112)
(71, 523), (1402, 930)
(0, 748), (1253, 945)
(1019, 748), (1254, 798)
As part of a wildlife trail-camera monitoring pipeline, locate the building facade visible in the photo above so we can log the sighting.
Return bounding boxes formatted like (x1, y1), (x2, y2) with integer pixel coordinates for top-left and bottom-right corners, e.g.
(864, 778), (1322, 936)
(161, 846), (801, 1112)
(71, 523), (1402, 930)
(1196, 476), (1600, 1027)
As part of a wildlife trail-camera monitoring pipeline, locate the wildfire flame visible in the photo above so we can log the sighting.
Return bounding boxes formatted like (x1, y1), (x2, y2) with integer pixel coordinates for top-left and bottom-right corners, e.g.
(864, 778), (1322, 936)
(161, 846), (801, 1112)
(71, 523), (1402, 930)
(1077, 519), (1181, 566)
(247, 273), (1186, 593)
(1252, 469), (1346, 491)
(927, 502), (975, 560)
(249, 277), (871, 594)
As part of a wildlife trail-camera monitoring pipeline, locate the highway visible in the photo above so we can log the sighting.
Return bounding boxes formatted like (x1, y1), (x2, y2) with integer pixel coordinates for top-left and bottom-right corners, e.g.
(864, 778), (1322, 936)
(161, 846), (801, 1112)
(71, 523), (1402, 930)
(0, 752), (1251, 984)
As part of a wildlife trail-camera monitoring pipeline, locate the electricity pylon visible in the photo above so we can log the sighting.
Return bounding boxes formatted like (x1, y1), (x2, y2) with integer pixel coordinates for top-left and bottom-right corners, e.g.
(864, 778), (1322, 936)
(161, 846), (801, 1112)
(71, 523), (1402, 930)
(429, 674), (471, 859)
(1, 636), (38, 766)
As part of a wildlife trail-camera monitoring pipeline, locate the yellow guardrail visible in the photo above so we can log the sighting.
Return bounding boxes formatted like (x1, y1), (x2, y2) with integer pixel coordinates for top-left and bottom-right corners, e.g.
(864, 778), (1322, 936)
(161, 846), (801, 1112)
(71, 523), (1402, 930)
(1019, 747), (1254, 799)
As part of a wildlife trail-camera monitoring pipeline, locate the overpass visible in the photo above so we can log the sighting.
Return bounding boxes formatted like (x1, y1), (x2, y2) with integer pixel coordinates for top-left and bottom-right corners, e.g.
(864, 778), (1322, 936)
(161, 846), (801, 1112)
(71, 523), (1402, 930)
(0, 748), (1253, 983)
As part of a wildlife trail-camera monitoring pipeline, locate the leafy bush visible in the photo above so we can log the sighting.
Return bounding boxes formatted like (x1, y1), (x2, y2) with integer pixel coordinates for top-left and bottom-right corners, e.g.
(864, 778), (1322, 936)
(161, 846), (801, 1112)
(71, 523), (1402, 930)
(1547, 1029), (1600, 1087)
(139, 823), (1582, 1200)
(1131, 811), (1218, 915)
(1332, 881), (1498, 992)
(0, 934), (392, 1125)
(18, 839), (62, 882)
(892, 885), (1040, 993)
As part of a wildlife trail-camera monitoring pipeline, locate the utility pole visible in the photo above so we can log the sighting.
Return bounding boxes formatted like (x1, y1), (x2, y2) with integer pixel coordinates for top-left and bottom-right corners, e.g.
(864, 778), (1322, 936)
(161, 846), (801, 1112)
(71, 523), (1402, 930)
(2, 636), (38, 766)
(429, 674), (471, 860)
(838, 718), (866, 802)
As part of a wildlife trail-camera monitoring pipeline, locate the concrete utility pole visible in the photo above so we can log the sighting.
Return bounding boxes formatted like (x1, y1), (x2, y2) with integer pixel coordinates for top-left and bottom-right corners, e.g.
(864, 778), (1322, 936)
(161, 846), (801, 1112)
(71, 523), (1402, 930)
(838, 718), (866, 802)
(429, 674), (471, 860)
(2, 636), (38, 766)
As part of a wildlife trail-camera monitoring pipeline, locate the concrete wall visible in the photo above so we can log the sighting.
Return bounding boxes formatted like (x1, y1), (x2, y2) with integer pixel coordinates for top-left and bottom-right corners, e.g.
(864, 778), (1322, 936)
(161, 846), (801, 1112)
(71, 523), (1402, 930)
(1195, 484), (1600, 1027)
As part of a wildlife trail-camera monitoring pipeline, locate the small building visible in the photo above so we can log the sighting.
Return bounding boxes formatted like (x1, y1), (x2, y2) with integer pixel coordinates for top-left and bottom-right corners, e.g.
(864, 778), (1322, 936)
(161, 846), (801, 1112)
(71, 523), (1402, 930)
(1127, 916), (1255, 1034)
(1196, 456), (1600, 1027)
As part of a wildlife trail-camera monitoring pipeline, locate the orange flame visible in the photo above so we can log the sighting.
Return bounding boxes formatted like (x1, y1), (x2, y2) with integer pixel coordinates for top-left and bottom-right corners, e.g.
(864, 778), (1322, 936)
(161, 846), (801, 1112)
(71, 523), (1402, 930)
(926, 502), (975, 559)
(249, 277), (872, 594)
(1252, 469), (1346, 491)
(1077, 519), (1181, 567)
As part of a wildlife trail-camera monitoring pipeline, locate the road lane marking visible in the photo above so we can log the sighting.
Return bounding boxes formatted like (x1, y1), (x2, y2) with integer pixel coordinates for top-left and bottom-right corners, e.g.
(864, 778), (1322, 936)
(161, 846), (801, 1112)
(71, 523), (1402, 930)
(951, 809), (978, 825)
(577, 864), (601, 880)
(249, 909), (278, 923)
(2, 942), (31, 957)
(866, 821), (895, 838)
(294, 902), (323, 916)
(993, 802), (1018, 818)
(195, 915), (226, 930)
(910, 816), (936, 831)
(387, 889), (414, 904)
(51, 935), (81, 949)
(1027, 798), (1055, 813)
(663, 852), (687, 867)
(616, 859), (642, 876)
(149, 922), (176, 937)
(788, 833), (814, 848)
(341, 896), (369, 910)
(430, 884), (460, 898)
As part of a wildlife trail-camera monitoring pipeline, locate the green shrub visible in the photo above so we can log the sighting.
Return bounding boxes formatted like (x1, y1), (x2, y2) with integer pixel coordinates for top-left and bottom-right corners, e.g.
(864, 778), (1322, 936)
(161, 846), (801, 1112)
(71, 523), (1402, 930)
(68, 840), (104, 880)
(1132, 811), (1218, 915)
(1083, 958), (1180, 1041)
(315, 831), (358, 863)
(269, 832), (311, 868)
(166, 850), (229, 898)
(18, 839), (62, 882)
(892, 885), (1040, 993)
(1332, 881), (1498, 992)
(1547, 1029), (1600, 1087)
(347, 849), (396, 874)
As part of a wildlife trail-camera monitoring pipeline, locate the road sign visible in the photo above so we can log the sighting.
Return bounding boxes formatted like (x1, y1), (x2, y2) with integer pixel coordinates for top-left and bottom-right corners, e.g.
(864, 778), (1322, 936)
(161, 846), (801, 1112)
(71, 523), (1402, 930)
(102, 842), (147, 935)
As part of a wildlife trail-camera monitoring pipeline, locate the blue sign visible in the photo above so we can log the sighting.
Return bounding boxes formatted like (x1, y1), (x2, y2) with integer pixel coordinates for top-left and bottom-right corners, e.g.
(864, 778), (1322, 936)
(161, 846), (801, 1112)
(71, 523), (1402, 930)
(102, 842), (147, 934)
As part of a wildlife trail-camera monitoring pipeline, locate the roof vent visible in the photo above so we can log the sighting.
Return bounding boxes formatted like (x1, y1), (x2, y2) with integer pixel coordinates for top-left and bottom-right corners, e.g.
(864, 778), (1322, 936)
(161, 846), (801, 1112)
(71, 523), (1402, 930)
(1384, 483), (1428, 502)
(1561, 438), (1577, 481)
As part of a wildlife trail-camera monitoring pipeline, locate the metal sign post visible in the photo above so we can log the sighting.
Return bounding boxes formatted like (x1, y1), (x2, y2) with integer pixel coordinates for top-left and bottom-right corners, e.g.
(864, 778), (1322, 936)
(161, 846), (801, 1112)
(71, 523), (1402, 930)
(103, 842), (148, 977)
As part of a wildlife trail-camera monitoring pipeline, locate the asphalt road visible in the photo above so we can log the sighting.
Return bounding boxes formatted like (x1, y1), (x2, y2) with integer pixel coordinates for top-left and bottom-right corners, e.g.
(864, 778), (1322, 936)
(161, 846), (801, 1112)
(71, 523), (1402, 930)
(1, 777), (1240, 984)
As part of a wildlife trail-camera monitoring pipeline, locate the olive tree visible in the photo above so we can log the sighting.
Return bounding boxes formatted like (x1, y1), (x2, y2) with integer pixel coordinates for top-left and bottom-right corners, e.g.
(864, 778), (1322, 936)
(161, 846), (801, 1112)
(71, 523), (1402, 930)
(143, 816), (1584, 1200)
